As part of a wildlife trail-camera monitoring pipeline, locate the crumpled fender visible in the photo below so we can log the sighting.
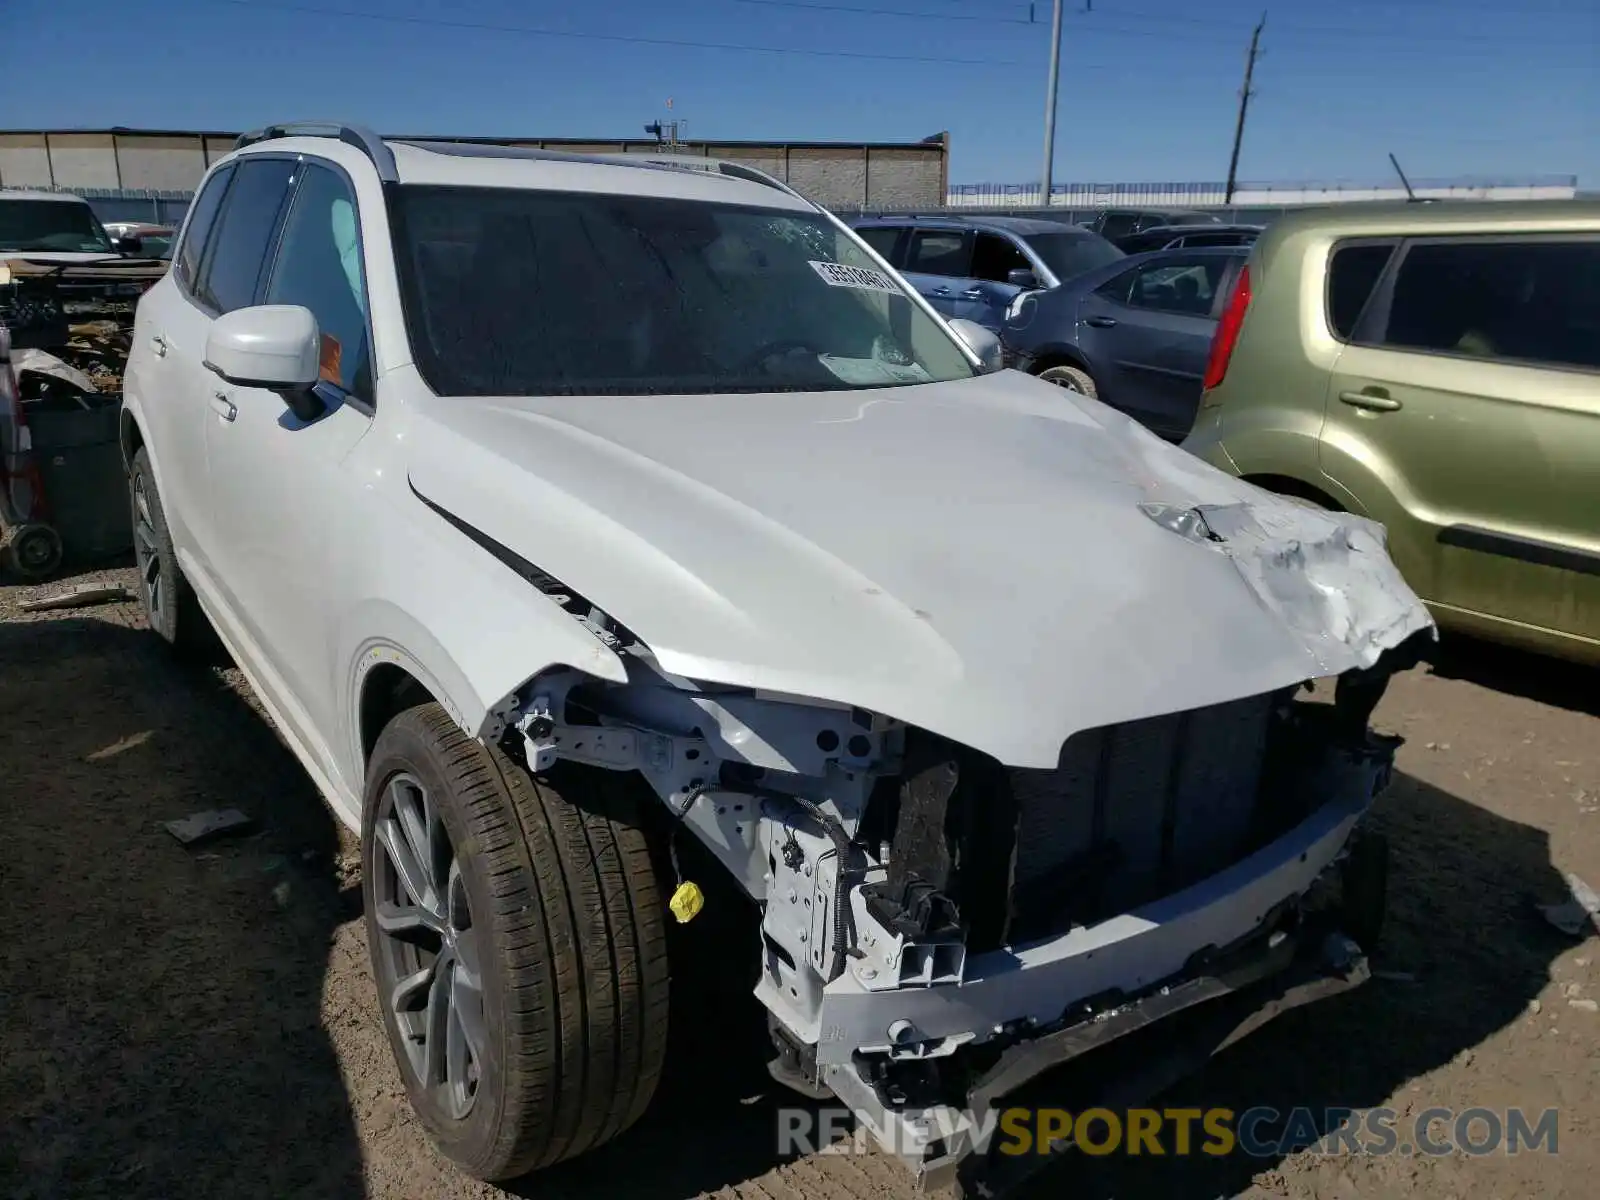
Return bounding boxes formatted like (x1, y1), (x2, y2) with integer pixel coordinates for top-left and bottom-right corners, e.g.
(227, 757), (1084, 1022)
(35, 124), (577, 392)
(1140, 500), (1436, 675)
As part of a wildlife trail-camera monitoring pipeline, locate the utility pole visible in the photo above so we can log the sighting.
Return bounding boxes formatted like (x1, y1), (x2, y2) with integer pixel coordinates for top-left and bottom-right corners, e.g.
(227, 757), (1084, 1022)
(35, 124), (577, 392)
(1039, 0), (1064, 207)
(1224, 14), (1265, 206)
(1388, 152), (1418, 201)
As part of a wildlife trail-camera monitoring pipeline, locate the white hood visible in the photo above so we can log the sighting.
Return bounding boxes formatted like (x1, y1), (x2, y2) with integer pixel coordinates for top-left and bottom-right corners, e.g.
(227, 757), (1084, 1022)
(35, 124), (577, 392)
(405, 370), (1432, 767)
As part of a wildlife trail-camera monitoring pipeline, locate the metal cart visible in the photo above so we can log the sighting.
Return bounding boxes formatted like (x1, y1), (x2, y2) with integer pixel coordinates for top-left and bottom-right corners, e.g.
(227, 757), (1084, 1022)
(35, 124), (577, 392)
(0, 323), (65, 578)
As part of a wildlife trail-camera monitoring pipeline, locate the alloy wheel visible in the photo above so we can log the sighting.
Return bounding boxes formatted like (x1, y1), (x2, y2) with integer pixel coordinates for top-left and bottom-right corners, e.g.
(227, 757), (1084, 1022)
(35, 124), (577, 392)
(371, 772), (488, 1120)
(131, 476), (165, 623)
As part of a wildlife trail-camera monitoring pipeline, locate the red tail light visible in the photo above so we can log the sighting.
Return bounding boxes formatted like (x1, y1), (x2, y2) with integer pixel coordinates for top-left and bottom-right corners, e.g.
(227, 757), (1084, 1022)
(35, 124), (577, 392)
(1202, 264), (1251, 391)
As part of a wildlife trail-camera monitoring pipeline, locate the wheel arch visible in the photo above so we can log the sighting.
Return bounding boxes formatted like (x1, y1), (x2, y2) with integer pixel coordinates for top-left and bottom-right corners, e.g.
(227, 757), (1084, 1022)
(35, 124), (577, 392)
(342, 596), (630, 789)
(358, 660), (440, 766)
(1025, 342), (1094, 375)
(1241, 472), (1346, 512)
(119, 405), (145, 469)
(117, 401), (182, 539)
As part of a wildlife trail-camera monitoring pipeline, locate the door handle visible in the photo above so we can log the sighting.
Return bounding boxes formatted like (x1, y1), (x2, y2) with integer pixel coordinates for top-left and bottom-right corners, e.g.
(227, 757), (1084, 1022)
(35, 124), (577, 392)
(150, 334), (168, 358)
(929, 286), (950, 295)
(209, 392), (237, 422)
(1085, 315), (1118, 328)
(1339, 389), (1402, 412)
(960, 288), (984, 299)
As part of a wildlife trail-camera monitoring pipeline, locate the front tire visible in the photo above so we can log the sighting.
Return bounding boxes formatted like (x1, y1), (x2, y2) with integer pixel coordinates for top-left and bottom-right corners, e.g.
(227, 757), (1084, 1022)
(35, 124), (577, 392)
(1036, 363), (1098, 398)
(362, 705), (670, 1181)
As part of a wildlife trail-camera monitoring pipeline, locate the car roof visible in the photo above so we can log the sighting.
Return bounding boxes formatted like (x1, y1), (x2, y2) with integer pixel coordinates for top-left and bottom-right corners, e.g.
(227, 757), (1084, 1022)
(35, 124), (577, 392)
(1121, 245), (1250, 261)
(0, 189), (91, 204)
(1102, 207), (1215, 218)
(230, 133), (816, 214)
(853, 214), (1095, 238)
(1261, 198), (1600, 240)
(1135, 223), (1262, 236)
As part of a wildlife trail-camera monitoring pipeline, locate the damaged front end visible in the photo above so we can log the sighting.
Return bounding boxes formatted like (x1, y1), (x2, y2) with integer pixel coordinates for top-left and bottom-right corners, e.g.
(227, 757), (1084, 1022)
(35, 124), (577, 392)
(481, 487), (1434, 1191)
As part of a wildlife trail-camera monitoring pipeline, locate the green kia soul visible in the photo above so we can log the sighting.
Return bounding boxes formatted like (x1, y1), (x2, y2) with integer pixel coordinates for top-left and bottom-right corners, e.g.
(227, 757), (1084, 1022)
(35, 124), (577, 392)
(1184, 199), (1600, 665)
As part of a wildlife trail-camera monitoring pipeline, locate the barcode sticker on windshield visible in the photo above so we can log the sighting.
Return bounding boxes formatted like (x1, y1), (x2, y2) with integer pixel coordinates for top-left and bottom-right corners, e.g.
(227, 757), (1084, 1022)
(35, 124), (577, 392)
(809, 260), (901, 294)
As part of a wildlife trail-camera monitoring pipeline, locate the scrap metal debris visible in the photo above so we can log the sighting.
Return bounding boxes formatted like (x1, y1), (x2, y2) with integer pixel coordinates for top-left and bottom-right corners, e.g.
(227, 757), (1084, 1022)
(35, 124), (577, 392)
(164, 809), (256, 847)
(61, 320), (132, 395)
(1538, 872), (1600, 937)
(85, 730), (154, 762)
(12, 347), (98, 398)
(2, 255), (151, 397)
(17, 581), (131, 611)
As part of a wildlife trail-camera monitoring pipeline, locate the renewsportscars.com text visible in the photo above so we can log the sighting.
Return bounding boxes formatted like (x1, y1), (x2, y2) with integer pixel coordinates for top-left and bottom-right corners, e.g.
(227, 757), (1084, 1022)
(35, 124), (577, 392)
(776, 1105), (1560, 1160)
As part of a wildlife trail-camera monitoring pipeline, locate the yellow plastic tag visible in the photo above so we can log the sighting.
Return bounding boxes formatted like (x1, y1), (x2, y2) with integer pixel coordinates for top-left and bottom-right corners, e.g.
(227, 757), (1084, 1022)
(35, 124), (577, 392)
(669, 880), (705, 924)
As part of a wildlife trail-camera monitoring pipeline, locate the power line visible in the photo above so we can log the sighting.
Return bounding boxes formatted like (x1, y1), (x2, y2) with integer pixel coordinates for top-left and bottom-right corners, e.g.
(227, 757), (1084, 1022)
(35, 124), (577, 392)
(213, 0), (1029, 65)
(207, 0), (1598, 74)
(1081, 3), (1583, 49)
(730, 0), (1031, 24)
(735, 1), (1594, 58)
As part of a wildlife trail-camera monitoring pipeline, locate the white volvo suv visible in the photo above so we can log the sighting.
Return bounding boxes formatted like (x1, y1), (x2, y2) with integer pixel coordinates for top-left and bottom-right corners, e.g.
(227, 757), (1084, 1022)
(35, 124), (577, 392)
(122, 124), (1435, 1190)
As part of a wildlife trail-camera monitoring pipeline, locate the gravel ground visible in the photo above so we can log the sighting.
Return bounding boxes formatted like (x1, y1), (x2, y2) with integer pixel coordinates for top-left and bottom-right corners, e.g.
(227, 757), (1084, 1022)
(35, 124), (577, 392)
(1, 562), (1595, 1200)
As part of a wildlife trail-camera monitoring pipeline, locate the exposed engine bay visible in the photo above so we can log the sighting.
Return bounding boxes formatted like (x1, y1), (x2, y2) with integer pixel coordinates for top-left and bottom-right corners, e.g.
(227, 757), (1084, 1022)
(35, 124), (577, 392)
(486, 493), (1435, 1186)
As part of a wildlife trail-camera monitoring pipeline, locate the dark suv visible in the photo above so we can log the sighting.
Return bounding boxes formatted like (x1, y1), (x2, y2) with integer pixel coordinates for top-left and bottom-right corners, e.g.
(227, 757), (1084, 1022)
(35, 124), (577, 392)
(1081, 207), (1222, 244)
(1112, 223), (1261, 255)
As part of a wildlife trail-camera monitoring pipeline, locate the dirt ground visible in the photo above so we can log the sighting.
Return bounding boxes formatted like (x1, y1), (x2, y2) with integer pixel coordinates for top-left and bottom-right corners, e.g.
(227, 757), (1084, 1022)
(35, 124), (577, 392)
(1, 562), (1595, 1200)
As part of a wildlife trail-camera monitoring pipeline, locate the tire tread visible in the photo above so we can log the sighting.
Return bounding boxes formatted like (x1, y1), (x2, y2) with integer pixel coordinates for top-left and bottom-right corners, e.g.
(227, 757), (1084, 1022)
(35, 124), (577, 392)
(365, 705), (669, 1181)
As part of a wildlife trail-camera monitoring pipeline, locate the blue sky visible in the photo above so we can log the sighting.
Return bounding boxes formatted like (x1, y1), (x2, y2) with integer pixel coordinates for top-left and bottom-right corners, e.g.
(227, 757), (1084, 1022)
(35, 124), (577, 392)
(4, 0), (1596, 185)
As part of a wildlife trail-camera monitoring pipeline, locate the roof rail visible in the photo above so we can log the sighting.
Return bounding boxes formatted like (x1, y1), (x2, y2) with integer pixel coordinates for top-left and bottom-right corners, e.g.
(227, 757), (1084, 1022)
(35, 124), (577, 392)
(593, 153), (811, 204)
(234, 122), (397, 183)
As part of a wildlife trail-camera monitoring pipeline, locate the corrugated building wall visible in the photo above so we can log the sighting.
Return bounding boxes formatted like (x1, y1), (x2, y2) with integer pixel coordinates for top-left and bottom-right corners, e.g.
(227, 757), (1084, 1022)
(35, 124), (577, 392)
(0, 128), (951, 210)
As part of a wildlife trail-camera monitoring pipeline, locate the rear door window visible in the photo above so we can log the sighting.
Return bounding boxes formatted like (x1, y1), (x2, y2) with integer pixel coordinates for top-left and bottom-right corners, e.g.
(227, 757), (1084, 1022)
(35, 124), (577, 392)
(969, 232), (1031, 282)
(854, 225), (903, 264)
(1326, 241), (1396, 340)
(174, 165), (233, 295)
(194, 158), (296, 314)
(1122, 257), (1228, 316)
(1094, 264), (1138, 305)
(904, 229), (972, 277)
(1374, 238), (1600, 371)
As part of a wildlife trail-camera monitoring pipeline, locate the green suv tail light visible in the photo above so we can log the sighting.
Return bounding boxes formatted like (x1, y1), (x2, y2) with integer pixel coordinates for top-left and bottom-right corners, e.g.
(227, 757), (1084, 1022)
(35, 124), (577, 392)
(1203, 264), (1251, 392)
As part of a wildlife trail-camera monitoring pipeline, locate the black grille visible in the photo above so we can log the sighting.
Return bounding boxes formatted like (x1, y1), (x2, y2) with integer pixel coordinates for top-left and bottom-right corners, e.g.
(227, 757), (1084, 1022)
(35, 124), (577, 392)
(1007, 692), (1275, 940)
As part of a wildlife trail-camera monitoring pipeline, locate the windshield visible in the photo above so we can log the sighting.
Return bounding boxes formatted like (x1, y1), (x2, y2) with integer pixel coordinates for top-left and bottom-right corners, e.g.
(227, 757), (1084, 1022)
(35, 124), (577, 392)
(0, 200), (114, 253)
(1023, 232), (1123, 282)
(140, 232), (176, 259)
(394, 185), (977, 396)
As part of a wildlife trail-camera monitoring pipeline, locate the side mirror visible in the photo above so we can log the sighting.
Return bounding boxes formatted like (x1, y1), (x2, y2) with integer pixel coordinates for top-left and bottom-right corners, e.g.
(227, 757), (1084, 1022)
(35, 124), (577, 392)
(204, 304), (323, 420)
(948, 318), (1004, 373)
(113, 234), (143, 255)
(1005, 267), (1038, 290)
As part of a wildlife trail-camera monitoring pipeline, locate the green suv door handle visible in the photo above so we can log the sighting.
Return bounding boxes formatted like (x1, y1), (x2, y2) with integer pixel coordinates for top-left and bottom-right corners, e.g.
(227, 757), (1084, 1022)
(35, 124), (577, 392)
(1339, 389), (1403, 412)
